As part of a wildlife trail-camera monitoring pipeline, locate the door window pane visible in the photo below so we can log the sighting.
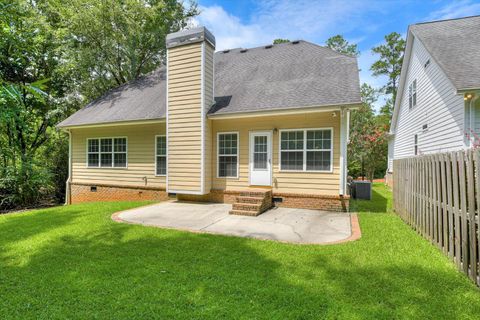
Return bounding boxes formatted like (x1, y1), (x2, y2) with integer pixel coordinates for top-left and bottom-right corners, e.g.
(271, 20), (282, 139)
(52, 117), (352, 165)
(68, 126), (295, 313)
(253, 136), (268, 169)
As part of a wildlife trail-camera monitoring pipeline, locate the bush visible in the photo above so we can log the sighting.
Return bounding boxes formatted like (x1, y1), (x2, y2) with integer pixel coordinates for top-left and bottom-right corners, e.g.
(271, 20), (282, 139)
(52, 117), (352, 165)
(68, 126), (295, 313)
(0, 160), (54, 210)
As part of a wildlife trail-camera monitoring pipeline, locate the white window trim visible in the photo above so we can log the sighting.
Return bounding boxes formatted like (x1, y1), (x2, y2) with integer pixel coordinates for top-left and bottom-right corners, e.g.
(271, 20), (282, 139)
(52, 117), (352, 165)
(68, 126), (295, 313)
(216, 131), (239, 179)
(86, 137), (128, 169)
(155, 135), (167, 177)
(278, 128), (334, 173)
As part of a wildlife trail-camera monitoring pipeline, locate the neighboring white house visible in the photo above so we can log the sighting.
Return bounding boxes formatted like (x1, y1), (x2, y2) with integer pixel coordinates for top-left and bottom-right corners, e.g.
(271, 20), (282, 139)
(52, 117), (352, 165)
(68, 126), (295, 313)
(387, 15), (480, 185)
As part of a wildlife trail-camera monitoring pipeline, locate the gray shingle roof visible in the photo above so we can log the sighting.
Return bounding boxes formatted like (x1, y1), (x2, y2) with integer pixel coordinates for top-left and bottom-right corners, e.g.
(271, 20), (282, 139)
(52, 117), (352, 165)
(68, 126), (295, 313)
(410, 15), (480, 91)
(211, 41), (360, 115)
(58, 40), (360, 127)
(58, 68), (166, 127)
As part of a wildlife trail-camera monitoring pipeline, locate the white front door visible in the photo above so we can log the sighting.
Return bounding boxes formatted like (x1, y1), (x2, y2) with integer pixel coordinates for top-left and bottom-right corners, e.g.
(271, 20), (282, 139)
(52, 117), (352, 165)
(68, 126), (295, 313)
(249, 131), (272, 186)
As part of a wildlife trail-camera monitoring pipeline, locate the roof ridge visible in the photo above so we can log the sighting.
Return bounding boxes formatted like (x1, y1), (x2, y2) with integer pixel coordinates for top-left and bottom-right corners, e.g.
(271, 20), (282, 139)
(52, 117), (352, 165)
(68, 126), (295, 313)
(215, 41), (296, 54)
(215, 40), (357, 59)
(305, 41), (358, 58)
(412, 14), (480, 27)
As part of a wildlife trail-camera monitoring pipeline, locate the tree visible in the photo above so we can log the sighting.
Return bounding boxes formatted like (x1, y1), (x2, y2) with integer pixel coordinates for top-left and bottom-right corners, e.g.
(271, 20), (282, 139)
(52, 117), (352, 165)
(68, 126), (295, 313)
(0, 0), (77, 208)
(273, 39), (289, 44)
(370, 32), (406, 109)
(348, 83), (388, 181)
(43, 0), (198, 100)
(325, 35), (360, 57)
(0, 0), (199, 209)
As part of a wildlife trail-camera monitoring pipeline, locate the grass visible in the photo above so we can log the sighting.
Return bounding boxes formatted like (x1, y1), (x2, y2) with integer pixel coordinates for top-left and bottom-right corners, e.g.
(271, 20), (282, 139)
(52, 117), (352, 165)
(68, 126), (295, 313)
(1, 184), (479, 319)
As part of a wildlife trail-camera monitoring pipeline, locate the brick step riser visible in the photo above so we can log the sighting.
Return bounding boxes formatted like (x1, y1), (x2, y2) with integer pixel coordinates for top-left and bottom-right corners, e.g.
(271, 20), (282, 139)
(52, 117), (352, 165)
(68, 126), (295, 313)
(229, 210), (259, 217)
(232, 203), (262, 212)
(239, 191), (272, 197)
(235, 197), (264, 204)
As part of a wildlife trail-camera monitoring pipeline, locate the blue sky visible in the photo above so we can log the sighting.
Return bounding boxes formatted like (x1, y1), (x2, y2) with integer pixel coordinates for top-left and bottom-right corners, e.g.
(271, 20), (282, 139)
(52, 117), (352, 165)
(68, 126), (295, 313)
(192, 0), (480, 110)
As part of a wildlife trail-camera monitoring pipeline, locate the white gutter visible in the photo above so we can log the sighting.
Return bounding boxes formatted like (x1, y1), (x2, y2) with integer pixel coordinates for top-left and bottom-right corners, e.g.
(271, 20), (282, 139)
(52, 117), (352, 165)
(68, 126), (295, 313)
(58, 118), (166, 130)
(208, 103), (361, 120)
(339, 108), (349, 195)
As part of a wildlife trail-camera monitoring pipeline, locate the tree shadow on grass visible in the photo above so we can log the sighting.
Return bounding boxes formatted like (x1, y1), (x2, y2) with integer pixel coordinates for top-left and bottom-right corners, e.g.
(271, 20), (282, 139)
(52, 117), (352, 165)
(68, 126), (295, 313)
(1, 206), (479, 319)
(0, 208), (83, 245)
(310, 254), (480, 319)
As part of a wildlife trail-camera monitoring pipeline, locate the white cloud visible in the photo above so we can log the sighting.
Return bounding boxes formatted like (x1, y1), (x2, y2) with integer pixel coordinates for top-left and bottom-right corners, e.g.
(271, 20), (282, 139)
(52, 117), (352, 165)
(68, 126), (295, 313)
(427, 0), (480, 21)
(195, 0), (385, 50)
(192, 6), (270, 50)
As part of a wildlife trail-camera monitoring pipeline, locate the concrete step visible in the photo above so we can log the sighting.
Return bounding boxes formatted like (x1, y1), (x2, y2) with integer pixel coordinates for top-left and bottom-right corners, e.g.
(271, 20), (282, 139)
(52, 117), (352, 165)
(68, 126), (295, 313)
(229, 209), (260, 216)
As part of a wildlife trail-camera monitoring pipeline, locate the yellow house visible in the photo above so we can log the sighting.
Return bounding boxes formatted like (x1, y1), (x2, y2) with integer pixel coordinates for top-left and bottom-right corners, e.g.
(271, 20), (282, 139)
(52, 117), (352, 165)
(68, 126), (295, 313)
(58, 27), (361, 213)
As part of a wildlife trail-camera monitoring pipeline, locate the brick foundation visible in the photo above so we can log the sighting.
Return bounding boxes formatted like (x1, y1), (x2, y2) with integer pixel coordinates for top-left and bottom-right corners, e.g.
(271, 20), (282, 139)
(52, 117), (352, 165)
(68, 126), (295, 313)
(177, 189), (238, 204)
(70, 183), (349, 211)
(272, 192), (349, 212)
(70, 183), (168, 204)
(177, 189), (349, 212)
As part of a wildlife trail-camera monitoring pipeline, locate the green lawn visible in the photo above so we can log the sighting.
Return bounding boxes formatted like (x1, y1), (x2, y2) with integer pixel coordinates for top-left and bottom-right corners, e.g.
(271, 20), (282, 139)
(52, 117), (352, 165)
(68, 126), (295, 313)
(1, 184), (479, 319)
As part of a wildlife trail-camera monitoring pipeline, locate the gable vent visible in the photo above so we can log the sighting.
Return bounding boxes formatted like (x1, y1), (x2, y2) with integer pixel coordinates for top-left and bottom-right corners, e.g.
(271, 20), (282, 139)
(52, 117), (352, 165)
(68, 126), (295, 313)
(265, 44), (273, 49)
(240, 48), (248, 53)
(292, 40), (300, 44)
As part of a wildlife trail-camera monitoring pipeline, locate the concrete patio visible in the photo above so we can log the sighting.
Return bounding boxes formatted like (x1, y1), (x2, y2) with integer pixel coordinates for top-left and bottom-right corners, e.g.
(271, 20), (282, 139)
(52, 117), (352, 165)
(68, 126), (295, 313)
(114, 201), (358, 244)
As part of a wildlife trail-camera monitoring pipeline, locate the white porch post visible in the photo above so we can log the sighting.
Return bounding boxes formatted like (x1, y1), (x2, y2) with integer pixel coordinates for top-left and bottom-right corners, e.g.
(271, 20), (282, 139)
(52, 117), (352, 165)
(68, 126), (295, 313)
(339, 108), (349, 195)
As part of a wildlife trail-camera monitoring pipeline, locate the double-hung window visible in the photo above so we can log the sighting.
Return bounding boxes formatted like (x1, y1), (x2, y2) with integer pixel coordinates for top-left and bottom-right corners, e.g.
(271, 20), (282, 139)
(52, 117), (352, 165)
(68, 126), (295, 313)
(409, 79), (417, 109)
(155, 136), (167, 176)
(280, 129), (332, 172)
(218, 132), (238, 178)
(87, 137), (127, 168)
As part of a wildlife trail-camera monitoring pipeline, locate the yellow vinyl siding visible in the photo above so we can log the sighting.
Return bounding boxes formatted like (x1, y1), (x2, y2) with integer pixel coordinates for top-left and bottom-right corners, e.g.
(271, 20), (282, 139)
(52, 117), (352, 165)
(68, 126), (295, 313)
(167, 42), (203, 192)
(211, 112), (341, 195)
(71, 123), (166, 188)
(203, 43), (215, 193)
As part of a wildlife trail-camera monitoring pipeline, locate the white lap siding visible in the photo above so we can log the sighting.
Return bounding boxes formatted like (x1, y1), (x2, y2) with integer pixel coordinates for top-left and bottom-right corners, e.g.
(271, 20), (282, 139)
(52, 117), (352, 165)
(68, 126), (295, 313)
(393, 36), (465, 160)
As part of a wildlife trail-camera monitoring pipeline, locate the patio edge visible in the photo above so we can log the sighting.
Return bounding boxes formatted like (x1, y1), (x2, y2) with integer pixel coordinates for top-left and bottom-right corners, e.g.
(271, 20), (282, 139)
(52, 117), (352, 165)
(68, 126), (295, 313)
(111, 206), (362, 245)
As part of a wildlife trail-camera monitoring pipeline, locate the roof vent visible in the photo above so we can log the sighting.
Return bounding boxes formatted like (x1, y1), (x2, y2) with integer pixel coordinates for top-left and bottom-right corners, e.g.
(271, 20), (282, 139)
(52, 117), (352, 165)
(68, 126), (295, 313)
(240, 49), (248, 53)
(265, 44), (273, 49)
(222, 49), (230, 53)
(292, 40), (300, 44)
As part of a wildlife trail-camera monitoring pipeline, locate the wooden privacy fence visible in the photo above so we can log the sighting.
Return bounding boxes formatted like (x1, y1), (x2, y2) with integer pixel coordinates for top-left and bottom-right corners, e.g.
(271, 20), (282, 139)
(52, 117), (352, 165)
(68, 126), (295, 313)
(393, 149), (480, 286)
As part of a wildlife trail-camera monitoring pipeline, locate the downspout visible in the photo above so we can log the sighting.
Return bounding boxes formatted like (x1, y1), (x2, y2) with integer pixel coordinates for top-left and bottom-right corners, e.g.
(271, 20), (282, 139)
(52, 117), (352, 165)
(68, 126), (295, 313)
(339, 108), (348, 195)
(65, 129), (72, 205)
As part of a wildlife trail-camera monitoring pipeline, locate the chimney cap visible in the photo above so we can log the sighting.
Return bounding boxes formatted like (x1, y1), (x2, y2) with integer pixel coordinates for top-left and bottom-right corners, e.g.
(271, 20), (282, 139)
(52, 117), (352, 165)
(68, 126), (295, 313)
(166, 26), (216, 49)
